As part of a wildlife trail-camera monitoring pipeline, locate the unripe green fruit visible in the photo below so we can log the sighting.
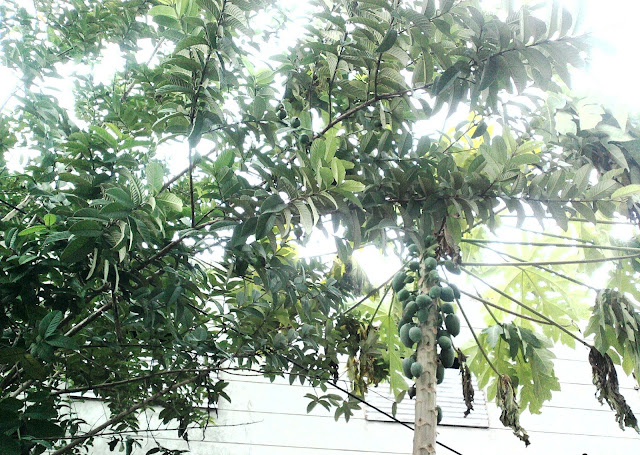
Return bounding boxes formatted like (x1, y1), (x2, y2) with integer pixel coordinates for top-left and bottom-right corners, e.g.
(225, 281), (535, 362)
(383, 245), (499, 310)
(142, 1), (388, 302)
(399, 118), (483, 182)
(436, 363), (445, 384)
(416, 308), (429, 323)
(409, 261), (420, 272)
(437, 405), (443, 424)
(399, 323), (413, 347)
(428, 269), (440, 282)
(397, 289), (410, 301)
(404, 275), (414, 284)
(450, 283), (461, 299)
(437, 335), (452, 350)
(429, 286), (442, 300)
(291, 117), (301, 128)
(402, 356), (413, 378)
(444, 259), (461, 275)
(416, 294), (432, 308)
(299, 133), (310, 144)
(440, 286), (455, 302)
(441, 302), (454, 314)
(408, 244), (420, 255)
(278, 109), (287, 120)
(425, 235), (436, 245)
(410, 361), (423, 378)
(404, 301), (418, 318)
(409, 326), (422, 343)
(423, 257), (437, 270)
(445, 314), (461, 337)
(437, 329), (450, 340)
(439, 347), (455, 368)
(392, 272), (406, 292)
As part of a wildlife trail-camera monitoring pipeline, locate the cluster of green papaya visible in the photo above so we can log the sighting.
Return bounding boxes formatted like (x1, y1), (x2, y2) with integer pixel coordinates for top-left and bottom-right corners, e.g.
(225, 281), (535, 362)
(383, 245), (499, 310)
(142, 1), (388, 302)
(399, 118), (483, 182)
(393, 236), (463, 424)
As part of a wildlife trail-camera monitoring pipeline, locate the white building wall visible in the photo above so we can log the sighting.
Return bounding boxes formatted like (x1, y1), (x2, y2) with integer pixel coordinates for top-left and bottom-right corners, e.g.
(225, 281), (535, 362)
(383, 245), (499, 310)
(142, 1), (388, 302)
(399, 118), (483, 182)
(71, 346), (640, 455)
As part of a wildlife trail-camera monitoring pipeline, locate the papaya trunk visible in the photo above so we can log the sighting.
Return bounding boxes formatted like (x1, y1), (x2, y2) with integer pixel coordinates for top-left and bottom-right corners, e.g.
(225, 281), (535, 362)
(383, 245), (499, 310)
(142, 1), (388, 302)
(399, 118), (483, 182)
(413, 269), (438, 454)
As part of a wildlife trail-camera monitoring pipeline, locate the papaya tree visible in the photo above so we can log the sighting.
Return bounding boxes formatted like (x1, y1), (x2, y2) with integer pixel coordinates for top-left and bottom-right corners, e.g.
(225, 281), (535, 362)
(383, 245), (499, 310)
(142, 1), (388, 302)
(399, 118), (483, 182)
(1, 0), (640, 454)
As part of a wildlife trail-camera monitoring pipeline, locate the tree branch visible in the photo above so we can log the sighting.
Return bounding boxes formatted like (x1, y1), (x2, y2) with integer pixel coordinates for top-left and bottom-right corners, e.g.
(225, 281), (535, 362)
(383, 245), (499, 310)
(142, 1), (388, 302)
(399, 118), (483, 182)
(51, 376), (197, 455)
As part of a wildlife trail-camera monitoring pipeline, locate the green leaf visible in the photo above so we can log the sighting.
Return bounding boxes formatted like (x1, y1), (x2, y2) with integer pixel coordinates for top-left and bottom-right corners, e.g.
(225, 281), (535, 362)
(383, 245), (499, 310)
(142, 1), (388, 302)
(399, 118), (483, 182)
(146, 161), (165, 193)
(294, 201), (313, 234)
(60, 237), (93, 263)
(478, 58), (498, 91)
(39, 311), (63, 339)
(90, 126), (118, 149)
(44, 213), (56, 226)
(261, 194), (287, 214)
(148, 5), (177, 18)
(338, 180), (365, 192)
(18, 225), (46, 236)
(156, 193), (183, 212)
(46, 335), (78, 350)
(105, 187), (134, 208)
(612, 185), (640, 200)
(69, 220), (103, 237)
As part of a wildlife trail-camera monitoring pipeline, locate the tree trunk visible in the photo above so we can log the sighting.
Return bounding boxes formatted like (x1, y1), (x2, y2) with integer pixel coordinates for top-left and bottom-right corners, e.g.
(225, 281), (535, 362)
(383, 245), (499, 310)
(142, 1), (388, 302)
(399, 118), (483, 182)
(413, 270), (438, 454)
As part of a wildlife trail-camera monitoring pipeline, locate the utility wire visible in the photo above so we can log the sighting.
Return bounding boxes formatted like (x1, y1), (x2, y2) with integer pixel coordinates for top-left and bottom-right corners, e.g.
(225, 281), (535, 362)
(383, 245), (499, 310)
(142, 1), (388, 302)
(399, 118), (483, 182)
(282, 355), (464, 455)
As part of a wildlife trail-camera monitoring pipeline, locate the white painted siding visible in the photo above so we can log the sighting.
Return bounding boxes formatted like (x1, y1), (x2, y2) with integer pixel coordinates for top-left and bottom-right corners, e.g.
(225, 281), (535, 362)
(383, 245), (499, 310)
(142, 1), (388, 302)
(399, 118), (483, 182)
(70, 353), (640, 455)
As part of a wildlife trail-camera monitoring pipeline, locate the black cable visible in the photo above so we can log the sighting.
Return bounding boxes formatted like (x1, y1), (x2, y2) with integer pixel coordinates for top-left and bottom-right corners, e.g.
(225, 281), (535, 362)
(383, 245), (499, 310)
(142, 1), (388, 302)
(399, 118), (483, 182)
(283, 355), (464, 455)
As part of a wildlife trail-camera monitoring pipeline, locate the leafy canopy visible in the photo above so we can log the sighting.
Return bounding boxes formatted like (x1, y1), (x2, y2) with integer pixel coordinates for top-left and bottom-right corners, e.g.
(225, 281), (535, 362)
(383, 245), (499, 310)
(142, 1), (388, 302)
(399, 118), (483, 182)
(1, 0), (640, 453)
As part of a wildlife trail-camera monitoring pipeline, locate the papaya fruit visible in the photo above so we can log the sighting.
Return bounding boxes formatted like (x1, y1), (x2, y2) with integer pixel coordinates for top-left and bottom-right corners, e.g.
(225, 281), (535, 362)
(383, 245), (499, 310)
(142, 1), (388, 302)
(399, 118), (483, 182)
(437, 335), (452, 350)
(409, 260), (420, 272)
(404, 301), (418, 318)
(397, 289), (410, 301)
(416, 294), (432, 308)
(437, 406), (443, 424)
(440, 302), (454, 314)
(437, 329), (450, 339)
(423, 257), (437, 270)
(402, 356), (413, 378)
(450, 283), (461, 299)
(410, 361), (423, 378)
(425, 235), (436, 245)
(445, 314), (460, 337)
(439, 347), (455, 368)
(408, 244), (420, 256)
(444, 259), (461, 275)
(409, 326), (422, 343)
(436, 363), (445, 384)
(428, 269), (440, 283)
(399, 323), (413, 347)
(416, 308), (429, 323)
(429, 286), (442, 300)
(440, 286), (455, 302)
(392, 272), (406, 292)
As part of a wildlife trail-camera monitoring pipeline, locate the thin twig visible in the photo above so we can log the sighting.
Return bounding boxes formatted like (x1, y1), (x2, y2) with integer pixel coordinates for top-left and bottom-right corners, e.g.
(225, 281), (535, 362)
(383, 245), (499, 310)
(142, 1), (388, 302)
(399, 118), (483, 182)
(50, 377), (197, 455)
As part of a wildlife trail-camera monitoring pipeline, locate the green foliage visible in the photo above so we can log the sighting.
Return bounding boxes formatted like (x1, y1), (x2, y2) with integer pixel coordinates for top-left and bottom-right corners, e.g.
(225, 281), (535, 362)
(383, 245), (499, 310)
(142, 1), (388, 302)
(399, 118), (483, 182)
(1, 0), (640, 452)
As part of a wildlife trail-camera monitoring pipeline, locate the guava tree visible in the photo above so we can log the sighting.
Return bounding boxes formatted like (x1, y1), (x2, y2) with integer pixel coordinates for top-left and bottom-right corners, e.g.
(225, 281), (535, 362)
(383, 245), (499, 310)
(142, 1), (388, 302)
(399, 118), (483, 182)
(1, 0), (640, 454)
